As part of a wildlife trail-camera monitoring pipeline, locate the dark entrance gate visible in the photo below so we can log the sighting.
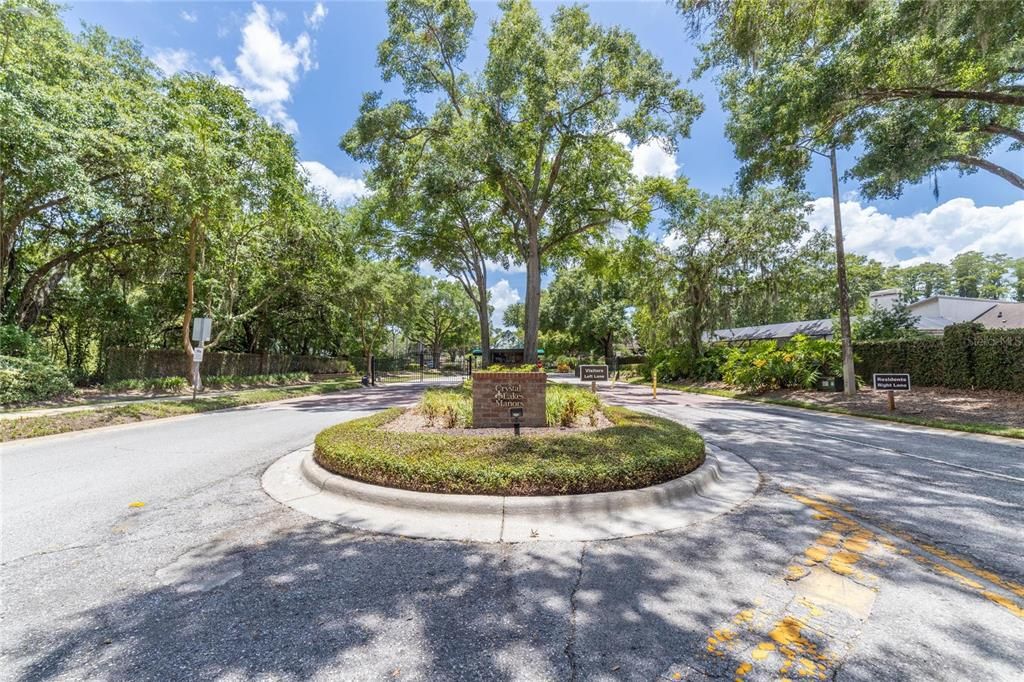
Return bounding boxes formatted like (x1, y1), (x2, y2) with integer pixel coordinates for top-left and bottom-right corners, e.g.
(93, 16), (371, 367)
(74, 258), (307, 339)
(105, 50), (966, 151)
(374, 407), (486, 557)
(370, 353), (472, 385)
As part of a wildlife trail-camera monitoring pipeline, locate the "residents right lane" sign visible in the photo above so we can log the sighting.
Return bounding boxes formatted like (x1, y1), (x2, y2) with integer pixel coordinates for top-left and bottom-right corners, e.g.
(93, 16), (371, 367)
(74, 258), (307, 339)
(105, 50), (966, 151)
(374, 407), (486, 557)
(873, 373), (910, 391)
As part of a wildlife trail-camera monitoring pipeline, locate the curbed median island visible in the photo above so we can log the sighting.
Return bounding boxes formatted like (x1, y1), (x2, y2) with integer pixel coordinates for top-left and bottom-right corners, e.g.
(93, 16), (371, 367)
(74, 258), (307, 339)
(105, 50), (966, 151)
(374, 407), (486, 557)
(312, 382), (705, 496)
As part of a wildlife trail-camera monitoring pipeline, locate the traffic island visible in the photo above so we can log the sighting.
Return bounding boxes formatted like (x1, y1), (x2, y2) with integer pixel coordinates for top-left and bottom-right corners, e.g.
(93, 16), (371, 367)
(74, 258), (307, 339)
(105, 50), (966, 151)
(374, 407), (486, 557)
(261, 382), (760, 541)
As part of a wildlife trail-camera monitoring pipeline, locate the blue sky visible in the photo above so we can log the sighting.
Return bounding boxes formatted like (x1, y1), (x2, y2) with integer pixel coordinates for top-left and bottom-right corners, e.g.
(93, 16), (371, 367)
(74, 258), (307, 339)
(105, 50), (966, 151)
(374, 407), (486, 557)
(63, 1), (1024, 325)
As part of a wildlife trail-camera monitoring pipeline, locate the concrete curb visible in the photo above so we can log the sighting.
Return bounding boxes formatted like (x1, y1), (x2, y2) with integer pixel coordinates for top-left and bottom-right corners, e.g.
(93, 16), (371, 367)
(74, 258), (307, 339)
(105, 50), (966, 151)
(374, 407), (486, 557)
(262, 443), (759, 543)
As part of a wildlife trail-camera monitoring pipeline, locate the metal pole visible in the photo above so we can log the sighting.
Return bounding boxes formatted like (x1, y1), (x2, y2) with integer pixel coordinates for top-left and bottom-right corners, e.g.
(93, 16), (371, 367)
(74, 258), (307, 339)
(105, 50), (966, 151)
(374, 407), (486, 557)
(830, 146), (857, 395)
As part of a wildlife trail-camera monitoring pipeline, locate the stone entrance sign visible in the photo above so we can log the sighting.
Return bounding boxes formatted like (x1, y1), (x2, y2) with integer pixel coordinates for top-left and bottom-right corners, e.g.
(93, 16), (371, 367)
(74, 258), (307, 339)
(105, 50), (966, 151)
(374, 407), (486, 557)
(472, 371), (547, 428)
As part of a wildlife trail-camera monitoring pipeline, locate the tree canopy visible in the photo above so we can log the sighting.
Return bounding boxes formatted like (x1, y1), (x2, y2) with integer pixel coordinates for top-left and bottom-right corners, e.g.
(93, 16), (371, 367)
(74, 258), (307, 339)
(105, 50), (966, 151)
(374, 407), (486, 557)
(678, 0), (1024, 195)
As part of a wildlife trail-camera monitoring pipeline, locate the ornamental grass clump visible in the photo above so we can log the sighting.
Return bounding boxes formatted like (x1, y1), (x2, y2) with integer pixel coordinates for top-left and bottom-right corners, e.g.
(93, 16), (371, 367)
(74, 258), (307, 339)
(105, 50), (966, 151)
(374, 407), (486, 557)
(545, 383), (600, 427)
(419, 386), (472, 427)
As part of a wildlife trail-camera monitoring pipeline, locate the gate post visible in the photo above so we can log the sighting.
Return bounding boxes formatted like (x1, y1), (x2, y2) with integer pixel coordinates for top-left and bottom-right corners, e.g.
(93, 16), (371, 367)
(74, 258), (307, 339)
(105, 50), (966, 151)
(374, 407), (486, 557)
(370, 355), (376, 386)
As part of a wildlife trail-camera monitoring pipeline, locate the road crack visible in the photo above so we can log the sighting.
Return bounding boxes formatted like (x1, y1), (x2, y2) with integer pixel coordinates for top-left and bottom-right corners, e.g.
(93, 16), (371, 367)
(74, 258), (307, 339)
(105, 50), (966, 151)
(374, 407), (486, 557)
(565, 543), (588, 682)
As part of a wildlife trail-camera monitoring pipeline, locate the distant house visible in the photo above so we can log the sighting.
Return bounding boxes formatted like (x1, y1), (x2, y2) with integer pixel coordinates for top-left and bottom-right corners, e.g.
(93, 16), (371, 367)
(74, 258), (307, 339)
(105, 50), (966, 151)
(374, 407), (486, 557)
(710, 289), (1024, 343)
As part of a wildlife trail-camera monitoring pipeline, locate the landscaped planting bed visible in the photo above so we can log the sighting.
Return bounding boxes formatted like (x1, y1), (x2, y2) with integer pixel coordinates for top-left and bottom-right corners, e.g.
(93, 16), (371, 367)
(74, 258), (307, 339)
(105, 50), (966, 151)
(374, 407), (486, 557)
(313, 401), (705, 496)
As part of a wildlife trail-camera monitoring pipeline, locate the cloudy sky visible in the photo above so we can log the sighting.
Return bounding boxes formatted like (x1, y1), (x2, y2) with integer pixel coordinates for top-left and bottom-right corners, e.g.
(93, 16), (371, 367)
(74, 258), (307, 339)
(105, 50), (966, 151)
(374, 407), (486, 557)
(63, 1), (1023, 327)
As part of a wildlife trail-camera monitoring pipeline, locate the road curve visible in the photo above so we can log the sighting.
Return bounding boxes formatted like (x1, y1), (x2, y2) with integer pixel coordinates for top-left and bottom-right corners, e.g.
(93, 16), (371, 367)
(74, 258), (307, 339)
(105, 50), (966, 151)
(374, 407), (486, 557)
(2, 380), (1022, 681)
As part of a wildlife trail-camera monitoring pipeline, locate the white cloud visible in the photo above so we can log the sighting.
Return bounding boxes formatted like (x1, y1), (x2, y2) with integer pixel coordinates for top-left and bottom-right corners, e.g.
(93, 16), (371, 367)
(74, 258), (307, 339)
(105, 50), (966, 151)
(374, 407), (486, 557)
(299, 161), (367, 205)
(486, 259), (527, 274)
(488, 279), (521, 328)
(152, 48), (193, 75)
(180, 10), (198, 23)
(806, 197), (1024, 265)
(612, 133), (679, 179)
(212, 2), (315, 134)
(305, 2), (328, 29)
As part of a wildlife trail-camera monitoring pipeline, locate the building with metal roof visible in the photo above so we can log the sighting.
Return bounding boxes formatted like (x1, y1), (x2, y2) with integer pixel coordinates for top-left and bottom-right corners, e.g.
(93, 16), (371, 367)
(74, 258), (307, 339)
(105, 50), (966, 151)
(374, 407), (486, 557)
(710, 290), (1024, 343)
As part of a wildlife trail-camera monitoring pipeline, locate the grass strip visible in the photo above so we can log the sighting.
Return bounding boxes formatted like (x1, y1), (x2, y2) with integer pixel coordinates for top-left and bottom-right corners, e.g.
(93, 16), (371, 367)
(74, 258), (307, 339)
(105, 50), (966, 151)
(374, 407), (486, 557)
(0, 379), (361, 443)
(629, 379), (1024, 440)
(314, 406), (705, 496)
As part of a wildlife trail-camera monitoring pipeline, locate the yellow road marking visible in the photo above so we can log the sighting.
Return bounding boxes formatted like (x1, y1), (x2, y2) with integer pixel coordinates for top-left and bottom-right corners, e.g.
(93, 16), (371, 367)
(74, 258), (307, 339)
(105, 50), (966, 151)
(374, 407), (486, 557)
(787, 488), (1024, 620)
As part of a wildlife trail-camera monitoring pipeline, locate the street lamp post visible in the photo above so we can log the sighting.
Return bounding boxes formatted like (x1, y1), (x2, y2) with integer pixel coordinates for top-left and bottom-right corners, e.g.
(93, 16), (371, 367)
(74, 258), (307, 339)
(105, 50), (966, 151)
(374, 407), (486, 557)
(793, 142), (857, 395)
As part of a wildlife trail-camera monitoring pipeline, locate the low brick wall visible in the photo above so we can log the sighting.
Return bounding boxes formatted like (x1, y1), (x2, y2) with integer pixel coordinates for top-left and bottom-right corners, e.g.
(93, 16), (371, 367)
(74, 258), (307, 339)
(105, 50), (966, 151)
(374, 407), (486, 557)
(472, 371), (547, 427)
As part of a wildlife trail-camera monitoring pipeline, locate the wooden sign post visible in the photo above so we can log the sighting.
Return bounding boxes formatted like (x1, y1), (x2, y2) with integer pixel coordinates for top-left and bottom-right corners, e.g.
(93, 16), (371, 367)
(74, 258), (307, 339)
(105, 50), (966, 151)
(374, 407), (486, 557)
(872, 373), (910, 411)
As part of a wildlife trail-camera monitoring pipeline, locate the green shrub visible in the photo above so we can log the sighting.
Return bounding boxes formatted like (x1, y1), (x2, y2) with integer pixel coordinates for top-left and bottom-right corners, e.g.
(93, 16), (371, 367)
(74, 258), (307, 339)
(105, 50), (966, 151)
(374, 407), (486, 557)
(314, 406), (705, 495)
(0, 355), (74, 404)
(419, 387), (473, 428)
(853, 338), (945, 387)
(971, 330), (1024, 392)
(545, 384), (600, 427)
(720, 335), (841, 392)
(943, 322), (984, 389)
(484, 364), (544, 372)
(203, 372), (310, 388)
(0, 325), (48, 360)
(105, 377), (190, 393)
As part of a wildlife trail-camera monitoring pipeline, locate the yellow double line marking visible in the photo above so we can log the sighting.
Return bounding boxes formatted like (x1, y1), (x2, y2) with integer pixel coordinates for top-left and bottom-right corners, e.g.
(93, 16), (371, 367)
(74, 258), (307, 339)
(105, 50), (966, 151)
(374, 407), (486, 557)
(786, 489), (1024, 620)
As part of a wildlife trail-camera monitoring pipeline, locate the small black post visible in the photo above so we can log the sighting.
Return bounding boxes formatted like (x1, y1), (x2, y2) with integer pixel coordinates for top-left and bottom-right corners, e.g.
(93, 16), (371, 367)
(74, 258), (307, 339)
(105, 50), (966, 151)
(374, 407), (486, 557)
(370, 355), (376, 386)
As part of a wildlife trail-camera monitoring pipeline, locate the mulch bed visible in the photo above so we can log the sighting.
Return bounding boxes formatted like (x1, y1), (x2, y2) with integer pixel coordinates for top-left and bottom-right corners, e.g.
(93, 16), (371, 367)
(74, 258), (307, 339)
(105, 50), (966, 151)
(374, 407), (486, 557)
(759, 385), (1024, 428)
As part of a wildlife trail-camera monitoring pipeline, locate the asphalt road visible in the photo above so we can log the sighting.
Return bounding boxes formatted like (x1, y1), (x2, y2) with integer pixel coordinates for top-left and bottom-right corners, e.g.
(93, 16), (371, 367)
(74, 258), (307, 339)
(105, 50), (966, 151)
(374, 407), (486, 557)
(2, 381), (1022, 681)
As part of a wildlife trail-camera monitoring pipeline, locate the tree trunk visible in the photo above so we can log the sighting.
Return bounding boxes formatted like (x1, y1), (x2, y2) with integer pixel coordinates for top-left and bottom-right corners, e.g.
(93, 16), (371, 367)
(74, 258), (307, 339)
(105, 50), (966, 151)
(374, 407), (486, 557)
(476, 275), (491, 366)
(182, 214), (200, 378)
(432, 344), (441, 369)
(603, 333), (614, 366)
(523, 225), (541, 363)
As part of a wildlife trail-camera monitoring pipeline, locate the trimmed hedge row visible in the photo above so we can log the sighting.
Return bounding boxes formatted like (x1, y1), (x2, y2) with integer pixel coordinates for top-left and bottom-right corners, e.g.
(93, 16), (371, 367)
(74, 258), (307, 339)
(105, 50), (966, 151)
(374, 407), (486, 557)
(105, 347), (352, 382)
(854, 324), (1024, 392)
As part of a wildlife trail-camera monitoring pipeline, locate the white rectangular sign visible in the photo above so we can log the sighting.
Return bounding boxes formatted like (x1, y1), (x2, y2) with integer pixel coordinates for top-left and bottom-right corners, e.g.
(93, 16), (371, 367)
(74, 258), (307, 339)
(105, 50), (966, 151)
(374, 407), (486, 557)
(191, 317), (212, 342)
(192, 347), (204, 363)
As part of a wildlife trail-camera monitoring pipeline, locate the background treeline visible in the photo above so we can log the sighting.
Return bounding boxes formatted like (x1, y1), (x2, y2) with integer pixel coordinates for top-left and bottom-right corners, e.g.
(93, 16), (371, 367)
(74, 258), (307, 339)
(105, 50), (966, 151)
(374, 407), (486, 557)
(0, 1), (478, 395)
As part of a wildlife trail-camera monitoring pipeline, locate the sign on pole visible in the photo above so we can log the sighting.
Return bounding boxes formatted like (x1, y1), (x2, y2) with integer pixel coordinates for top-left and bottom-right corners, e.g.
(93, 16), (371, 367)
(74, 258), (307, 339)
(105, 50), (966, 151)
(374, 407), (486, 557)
(580, 364), (608, 393)
(873, 373), (910, 411)
(872, 374), (910, 391)
(579, 365), (609, 382)
(191, 317), (212, 342)
(192, 347), (205, 363)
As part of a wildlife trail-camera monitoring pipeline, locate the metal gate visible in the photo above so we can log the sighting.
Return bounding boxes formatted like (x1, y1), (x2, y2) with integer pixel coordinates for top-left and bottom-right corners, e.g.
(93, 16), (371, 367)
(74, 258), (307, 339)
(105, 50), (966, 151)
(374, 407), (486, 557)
(371, 353), (473, 385)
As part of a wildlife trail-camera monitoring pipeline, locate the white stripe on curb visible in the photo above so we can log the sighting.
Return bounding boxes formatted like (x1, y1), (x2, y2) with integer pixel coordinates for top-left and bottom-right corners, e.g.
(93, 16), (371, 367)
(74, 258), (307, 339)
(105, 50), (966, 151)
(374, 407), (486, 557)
(261, 443), (760, 543)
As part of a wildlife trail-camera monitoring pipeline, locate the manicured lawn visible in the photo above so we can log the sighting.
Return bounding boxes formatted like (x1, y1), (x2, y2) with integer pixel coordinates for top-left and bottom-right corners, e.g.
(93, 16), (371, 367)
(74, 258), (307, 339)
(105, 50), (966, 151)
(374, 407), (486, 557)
(314, 405), (705, 496)
(0, 379), (361, 442)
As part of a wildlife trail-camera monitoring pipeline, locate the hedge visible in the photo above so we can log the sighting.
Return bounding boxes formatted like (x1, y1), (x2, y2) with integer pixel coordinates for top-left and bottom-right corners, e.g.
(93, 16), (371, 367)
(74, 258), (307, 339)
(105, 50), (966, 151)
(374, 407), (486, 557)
(104, 348), (352, 382)
(854, 325), (1024, 392)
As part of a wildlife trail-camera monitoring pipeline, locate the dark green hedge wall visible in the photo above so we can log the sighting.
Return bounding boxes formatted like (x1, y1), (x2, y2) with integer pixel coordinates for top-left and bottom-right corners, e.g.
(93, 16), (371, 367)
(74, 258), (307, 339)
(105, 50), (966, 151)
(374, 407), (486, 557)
(853, 325), (1024, 392)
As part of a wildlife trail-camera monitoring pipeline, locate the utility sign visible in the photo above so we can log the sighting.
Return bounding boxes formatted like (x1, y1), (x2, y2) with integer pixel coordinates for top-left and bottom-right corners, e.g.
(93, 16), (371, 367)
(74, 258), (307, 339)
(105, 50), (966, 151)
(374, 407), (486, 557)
(191, 317), (212, 342)
(873, 373), (910, 391)
(579, 365), (609, 382)
(192, 347), (204, 363)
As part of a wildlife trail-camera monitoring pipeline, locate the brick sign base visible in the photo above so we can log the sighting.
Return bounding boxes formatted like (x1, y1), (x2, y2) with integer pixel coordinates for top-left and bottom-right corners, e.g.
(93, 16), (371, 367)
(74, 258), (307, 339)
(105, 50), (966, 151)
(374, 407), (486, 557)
(472, 371), (547, 428)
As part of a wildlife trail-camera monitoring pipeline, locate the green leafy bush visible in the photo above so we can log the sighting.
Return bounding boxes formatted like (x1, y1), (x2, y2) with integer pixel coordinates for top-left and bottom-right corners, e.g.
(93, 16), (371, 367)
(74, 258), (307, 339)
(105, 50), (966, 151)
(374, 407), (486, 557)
(104, 377), (191, 393)
(419, 387), (473, 428)
(0, 356), (74, 404)
(720, 335), (841, 392)
(0, 325), (48, 360)
(314, 406), (705, 495)
(545, 383), (600, 427)
(203, 372), (311, 388)
(484, 364), (544, 372)
(943, 322), (984, 389)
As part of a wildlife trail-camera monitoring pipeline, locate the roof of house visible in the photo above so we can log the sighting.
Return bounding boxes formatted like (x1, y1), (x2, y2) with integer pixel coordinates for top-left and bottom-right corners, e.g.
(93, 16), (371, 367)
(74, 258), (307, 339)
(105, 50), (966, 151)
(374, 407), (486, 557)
(710, 318), (833, 342)
(711, 296), (1024, 341)
(972, 302), (1024, 329)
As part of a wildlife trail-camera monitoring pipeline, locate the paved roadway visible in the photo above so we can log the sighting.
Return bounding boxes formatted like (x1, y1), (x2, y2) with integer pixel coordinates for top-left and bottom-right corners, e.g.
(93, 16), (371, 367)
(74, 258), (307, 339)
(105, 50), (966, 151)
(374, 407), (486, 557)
(1, 381), (1022, 680)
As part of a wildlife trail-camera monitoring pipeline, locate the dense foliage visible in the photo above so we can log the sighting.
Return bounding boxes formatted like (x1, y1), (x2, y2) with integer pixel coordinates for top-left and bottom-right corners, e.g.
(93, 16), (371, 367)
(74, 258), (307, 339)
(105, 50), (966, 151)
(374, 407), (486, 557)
(314, 406), (705, 495)
(679, 0), (1024, 195)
